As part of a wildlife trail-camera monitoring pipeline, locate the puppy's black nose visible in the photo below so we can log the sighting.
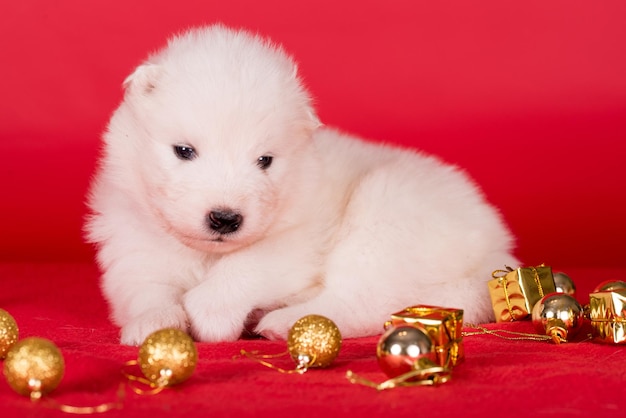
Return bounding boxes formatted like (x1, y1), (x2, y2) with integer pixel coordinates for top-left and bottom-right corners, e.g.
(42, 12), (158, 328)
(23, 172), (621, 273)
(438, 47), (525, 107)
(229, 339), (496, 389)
(207, 210), (243, 234)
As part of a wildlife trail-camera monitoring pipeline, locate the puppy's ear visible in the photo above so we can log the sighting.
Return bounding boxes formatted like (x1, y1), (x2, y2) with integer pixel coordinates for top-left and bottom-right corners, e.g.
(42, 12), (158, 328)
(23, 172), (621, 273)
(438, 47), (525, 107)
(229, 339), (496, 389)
(307, 109), (322, 129)
(290, 63), (323, 130)
(122, 63), (161, 95)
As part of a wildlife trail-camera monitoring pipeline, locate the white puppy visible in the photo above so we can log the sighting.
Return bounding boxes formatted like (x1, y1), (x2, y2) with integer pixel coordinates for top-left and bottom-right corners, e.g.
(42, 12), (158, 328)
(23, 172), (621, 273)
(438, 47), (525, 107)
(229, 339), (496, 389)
(86, 25), (518, 345)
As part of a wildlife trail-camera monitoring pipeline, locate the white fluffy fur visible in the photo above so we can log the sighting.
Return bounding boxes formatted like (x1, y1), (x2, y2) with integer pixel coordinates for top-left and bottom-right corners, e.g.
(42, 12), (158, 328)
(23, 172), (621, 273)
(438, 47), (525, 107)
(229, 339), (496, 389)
(86, 25), (519, 345)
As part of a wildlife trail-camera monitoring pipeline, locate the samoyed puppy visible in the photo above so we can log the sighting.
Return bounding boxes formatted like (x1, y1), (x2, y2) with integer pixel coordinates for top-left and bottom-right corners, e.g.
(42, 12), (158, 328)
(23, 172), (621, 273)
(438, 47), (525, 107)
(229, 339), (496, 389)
(86, 25), (518, 345)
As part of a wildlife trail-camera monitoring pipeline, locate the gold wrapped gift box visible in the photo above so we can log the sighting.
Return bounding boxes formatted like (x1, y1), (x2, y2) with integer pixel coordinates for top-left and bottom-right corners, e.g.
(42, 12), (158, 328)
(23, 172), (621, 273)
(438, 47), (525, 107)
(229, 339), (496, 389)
(487, 265), (556, 322)
(589, 288), (626, 344)
(385, 305), (464, 368)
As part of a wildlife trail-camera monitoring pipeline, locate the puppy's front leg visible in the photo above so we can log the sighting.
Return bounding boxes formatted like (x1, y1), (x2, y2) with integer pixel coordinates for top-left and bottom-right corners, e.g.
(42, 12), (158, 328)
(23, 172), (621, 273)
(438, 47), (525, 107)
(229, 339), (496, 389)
(102, 263), (190, 345)
(119, 284), (189, 346)
(98, 243), (200, 345)
(183, 240), (320, 342)
(183, 268), (255, 342)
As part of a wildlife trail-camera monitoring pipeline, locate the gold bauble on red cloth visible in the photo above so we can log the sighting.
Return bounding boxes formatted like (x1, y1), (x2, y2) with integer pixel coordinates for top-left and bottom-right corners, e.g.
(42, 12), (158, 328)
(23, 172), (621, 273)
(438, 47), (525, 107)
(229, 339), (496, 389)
(3, 337), (65, 399)
(0, 308), (19, 359)
(531, 293), (584, 344)
(287, 315), (342, 370)
(138, 328), (198, 387)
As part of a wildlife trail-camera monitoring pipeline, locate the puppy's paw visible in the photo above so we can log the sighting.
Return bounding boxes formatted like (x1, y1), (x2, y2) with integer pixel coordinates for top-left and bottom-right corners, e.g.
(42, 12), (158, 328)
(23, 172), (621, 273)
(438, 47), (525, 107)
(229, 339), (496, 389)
(183, 290), (246, 342)
(120, 305), (189, 346)
(255, 307), (307, 340)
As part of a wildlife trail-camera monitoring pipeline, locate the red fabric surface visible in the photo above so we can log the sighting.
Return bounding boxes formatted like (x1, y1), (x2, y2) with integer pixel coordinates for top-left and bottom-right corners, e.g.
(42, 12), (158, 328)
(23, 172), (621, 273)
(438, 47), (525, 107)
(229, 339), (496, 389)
(2, 263), (626, 417)
(2, 2), (626, 417)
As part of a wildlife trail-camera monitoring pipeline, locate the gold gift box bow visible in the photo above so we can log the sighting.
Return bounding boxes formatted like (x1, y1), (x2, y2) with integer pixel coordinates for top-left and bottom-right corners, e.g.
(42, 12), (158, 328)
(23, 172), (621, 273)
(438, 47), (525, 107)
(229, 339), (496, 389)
(589, 288), (626, 344)
(487, 264), (556, 322)
(385, 305), (464, 368)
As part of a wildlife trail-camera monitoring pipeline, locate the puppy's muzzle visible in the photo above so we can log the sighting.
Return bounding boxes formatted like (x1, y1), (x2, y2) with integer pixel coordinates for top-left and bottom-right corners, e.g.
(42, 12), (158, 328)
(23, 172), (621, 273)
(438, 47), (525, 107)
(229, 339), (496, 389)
(207, 209), (243, 234)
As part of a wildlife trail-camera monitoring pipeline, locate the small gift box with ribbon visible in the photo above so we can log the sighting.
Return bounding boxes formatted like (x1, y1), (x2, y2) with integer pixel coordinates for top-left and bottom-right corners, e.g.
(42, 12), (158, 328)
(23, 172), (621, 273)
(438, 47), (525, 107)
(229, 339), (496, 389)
(487, 265), (556, 322)
(384, 305), (464, 368)
(588, 288), (626, 344)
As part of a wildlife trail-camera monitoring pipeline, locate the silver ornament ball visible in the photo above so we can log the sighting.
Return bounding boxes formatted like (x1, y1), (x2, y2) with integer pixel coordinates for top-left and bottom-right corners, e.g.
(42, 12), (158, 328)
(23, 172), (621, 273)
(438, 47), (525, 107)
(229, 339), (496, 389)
(553, 272), (576, 296)
(377, 325), (437, 378)
(531, 292), (584, 343)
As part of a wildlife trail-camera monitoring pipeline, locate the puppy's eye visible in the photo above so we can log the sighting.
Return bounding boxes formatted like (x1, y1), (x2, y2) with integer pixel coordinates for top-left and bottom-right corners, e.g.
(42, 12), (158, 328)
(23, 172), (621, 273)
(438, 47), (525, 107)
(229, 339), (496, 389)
(257, 155), (273, 170)
(174, 145), (197, 161)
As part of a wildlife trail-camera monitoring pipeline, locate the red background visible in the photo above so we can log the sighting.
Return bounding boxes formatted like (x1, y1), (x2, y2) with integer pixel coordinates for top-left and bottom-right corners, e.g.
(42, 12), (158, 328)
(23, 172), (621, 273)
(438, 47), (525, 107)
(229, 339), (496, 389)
(1, 1), (626, 269)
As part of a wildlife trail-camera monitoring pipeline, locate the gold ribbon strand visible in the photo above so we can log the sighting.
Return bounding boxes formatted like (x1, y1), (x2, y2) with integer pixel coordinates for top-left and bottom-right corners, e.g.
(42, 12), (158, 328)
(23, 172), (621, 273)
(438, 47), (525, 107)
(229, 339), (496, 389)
(238, 350), (314, 374)
(531, 266), (545, 298)
(121, 360), (167, 395)
(492, 266), (518, 320)
(35, 383), (125, 415)
(346, 359), (452, 391)
(462, 323), (553, 342)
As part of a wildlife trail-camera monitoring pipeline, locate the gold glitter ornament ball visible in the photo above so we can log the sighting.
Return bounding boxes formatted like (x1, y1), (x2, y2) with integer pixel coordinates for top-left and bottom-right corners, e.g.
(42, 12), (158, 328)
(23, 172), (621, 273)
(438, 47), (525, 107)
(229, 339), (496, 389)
(0, 308), (19, 358)
(3, 337), (65, 399)
(287, 315), (342, 369)
(138, 328), (198, 386)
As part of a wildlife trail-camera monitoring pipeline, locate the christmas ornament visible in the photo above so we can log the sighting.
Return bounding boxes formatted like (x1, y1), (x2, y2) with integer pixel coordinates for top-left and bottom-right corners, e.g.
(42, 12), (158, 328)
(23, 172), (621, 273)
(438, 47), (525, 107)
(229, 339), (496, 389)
(241, 314), (342, 374)
(593, 280), (626, 292)
(3, 337), (64, 400)
(0, 308), (19, 359)
(287, 314), (342, 370)
(347, 324), (451, 390)
(2, 329), (122, 412)
(553, 272), (576, 296)
(531, 293), (584, 344)
(488, 264), (556, 322)
(588, 287), (626, 344)
(376, 325), (438, 378)
(136, 328), (198, 388)
(385, 305), (464, 368)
